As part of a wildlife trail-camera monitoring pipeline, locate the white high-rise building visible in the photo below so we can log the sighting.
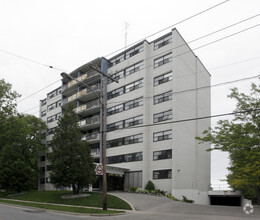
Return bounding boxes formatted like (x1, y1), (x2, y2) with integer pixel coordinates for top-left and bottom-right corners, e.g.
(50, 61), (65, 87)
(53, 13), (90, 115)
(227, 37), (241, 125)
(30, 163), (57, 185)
(39, 28), (211, 204)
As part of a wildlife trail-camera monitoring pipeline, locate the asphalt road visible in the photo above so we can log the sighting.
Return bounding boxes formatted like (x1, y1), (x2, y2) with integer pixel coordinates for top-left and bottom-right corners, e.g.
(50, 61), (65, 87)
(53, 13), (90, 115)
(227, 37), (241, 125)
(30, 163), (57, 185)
(0, 192), (259, 220)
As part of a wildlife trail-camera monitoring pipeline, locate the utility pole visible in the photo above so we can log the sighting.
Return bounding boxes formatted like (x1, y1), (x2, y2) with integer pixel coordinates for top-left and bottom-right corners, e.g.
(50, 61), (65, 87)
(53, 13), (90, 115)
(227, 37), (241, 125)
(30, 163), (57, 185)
(89, 64), (118, 210)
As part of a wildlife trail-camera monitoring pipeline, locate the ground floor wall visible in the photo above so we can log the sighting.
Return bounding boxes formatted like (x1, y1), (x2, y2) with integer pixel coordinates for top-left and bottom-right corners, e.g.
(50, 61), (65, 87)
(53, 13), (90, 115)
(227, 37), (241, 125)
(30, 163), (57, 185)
(172, 189), (210, 205)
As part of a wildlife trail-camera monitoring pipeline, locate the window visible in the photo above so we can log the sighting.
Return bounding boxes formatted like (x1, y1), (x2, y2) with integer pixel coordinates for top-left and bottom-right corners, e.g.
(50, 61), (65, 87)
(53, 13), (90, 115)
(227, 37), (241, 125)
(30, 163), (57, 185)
(107, 87), (124, 100)
(47, 115), (55, 124)
(40, 155), (45, 162)
(107, 121), (123, 132)
(124, 134), (143, 145)
(107, 138), (124, 148)
(46, 165), (52, 171)
(41, 99), (47, 106)
(107, 79), (143, 100)
(107, 133), (143, 148)
(107, 152), (143, 164)
(111, 54), (124, 66)
(154, 110), (172, 123)
(41, 110), (46, 117)
(125, 171), (142, 188)
(125, 44), (144, 59)
(40, 166), (45, 173)
(153, 169), (172, 179)
(40, 178), (45, 184)
(107, 104), (124, 116)
(154, 35), (172, 50)
(108, 70), (124, 84)
(154, 72), (172, 86)
(124, 97), (143, 110)
(47, 87), (62, 99)
(154, 91), (172, 104)
(154, 53), (172, 68)
(107, 115), (143, 131)
(47, 127), (57, 136)
(107, 97), (143, 116)
(125, 62), (144, 76)
(47, 100), (61, 112)
(153, 149), (172, 160)
(125, 79), (143, 93)
(153, 130), (172, 142)
(46, 177), (51, 183)
(125, 115), (143, 127)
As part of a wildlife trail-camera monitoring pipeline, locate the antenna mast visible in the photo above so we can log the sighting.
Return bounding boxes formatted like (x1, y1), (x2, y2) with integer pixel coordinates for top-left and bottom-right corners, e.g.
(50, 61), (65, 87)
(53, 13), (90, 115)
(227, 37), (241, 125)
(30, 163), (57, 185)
(124, 21), (129, 50)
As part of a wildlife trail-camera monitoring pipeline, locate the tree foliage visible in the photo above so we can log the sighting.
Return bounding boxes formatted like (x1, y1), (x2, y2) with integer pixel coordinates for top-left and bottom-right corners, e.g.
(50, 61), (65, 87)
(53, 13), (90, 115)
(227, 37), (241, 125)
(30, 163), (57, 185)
(0, 114), (46, 192)
(0, 79), (20, 121)
(49, 104), (96, 194)
(196, 83), (260, 204)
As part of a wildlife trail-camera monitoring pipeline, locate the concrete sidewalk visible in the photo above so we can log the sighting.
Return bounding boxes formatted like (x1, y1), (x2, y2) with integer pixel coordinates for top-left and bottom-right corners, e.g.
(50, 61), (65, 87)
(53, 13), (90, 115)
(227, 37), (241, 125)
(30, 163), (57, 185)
(110, 192), (260, 218)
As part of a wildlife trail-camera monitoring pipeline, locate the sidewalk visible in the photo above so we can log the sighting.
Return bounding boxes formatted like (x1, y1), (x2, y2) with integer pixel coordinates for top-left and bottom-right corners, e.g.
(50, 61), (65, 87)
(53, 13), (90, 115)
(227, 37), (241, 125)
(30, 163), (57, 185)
(0, 197), (132, 212)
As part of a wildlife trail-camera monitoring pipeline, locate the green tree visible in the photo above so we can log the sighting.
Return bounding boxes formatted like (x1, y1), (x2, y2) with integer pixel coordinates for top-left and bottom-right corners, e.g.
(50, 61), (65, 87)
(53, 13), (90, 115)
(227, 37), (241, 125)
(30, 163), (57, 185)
(196, 83), (260, 204)
(0, 79), (20, 151)
(49, 104), (96, 194)
(0, 114), (46, 192)
(0, 79), (20, 119)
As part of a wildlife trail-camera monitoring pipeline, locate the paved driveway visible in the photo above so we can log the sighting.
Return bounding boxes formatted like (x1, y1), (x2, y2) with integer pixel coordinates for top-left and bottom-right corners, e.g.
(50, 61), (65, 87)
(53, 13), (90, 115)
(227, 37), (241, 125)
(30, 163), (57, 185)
(110, 192), (260, 218)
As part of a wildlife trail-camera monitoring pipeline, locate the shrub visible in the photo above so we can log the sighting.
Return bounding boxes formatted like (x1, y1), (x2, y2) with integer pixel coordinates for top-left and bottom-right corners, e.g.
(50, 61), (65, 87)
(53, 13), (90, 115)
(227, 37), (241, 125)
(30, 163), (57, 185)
(182, 196), (194, 203)
(145, 180), (155, 192)
(129, 187), (138, 192)
(166, 194), (179, 201)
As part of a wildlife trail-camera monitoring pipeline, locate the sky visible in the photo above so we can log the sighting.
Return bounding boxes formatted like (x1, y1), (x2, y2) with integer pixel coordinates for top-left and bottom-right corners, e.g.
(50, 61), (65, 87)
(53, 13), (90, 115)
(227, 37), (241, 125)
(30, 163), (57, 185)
(0, 0), (259, 188)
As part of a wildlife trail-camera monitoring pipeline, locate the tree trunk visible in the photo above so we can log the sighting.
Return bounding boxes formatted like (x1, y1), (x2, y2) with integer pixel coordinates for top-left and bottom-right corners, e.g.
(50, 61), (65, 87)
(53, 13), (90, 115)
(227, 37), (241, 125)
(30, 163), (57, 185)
(76, 182), (80, 194)
(257, 188), (260, 205)
(72, 184), (77, 194)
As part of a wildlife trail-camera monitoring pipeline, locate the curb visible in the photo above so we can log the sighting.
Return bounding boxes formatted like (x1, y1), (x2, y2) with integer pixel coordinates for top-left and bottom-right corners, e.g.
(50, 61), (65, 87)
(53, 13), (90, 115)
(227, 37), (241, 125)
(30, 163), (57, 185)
(108, 192), (136, 211)
(0, 198), (128, 216)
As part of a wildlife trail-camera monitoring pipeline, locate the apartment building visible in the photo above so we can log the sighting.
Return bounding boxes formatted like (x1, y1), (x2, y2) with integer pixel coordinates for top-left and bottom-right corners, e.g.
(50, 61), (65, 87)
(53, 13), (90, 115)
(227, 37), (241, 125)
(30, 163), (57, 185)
(39, 86), (62, 190)
(39, 28), (211, 204)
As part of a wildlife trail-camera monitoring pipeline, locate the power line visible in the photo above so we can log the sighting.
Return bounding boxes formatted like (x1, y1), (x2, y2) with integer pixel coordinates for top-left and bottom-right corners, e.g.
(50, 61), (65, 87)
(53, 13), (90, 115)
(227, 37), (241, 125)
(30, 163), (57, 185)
(0, 49), (65, 72)
(17, 79), (60, 103)
(106, 74), (260, 106)
(44, 19), (260, 107)
(107, 22), (260, 82)
(105, 0), (231, 57)
(13, 14), (259, 105)
(0, 0), (230, 78)
(105, 108), (260, 133)
(22, 105), (40, 113)
(24, 59), (260, 114)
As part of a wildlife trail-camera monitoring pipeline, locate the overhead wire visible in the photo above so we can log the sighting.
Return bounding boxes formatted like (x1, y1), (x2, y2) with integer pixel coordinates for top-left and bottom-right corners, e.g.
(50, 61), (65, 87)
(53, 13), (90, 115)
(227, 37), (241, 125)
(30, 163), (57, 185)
(106, 74), (260, 107)
(23, 16), (260, 109)
(0, 49), (65, 72)
(22, 57), (260, 114)
(105, 0), (231, 58)
(8, 11), (258, 106)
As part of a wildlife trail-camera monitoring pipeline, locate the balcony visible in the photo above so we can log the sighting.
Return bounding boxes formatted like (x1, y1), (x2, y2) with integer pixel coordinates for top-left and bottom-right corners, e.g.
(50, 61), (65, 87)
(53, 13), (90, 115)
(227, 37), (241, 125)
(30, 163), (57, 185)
(74, 99), (100, 117)
(91, 148), (100, 158)
(77, 84), (101, 102)
(83, 132), (100, 143)
(62, 71), (101, 96)
(78, 115), (100, 131)
(62, 84), (101, 108)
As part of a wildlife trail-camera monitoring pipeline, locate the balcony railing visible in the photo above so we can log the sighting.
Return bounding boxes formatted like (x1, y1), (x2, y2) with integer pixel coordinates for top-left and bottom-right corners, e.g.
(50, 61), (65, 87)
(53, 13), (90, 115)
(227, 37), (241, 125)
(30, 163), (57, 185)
(62, 70), (100, 92)
(78, 115), (100, 127)
(66, 84), (100, 104)
(83, 132), (100, 142)
(91, 148), (100, 157)
(74, 99), (100, 114)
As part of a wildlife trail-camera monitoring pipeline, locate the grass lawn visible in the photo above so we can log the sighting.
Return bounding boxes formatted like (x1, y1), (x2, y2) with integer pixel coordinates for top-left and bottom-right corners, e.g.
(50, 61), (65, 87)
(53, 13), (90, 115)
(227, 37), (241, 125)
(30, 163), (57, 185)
(0, 191), (131, 210)
(0, 199), (123, 214)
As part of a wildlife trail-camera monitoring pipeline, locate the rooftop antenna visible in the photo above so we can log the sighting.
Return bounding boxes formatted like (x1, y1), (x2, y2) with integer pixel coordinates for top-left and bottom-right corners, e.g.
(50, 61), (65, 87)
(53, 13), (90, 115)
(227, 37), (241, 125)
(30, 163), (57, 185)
(124, 21), (130, 51)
